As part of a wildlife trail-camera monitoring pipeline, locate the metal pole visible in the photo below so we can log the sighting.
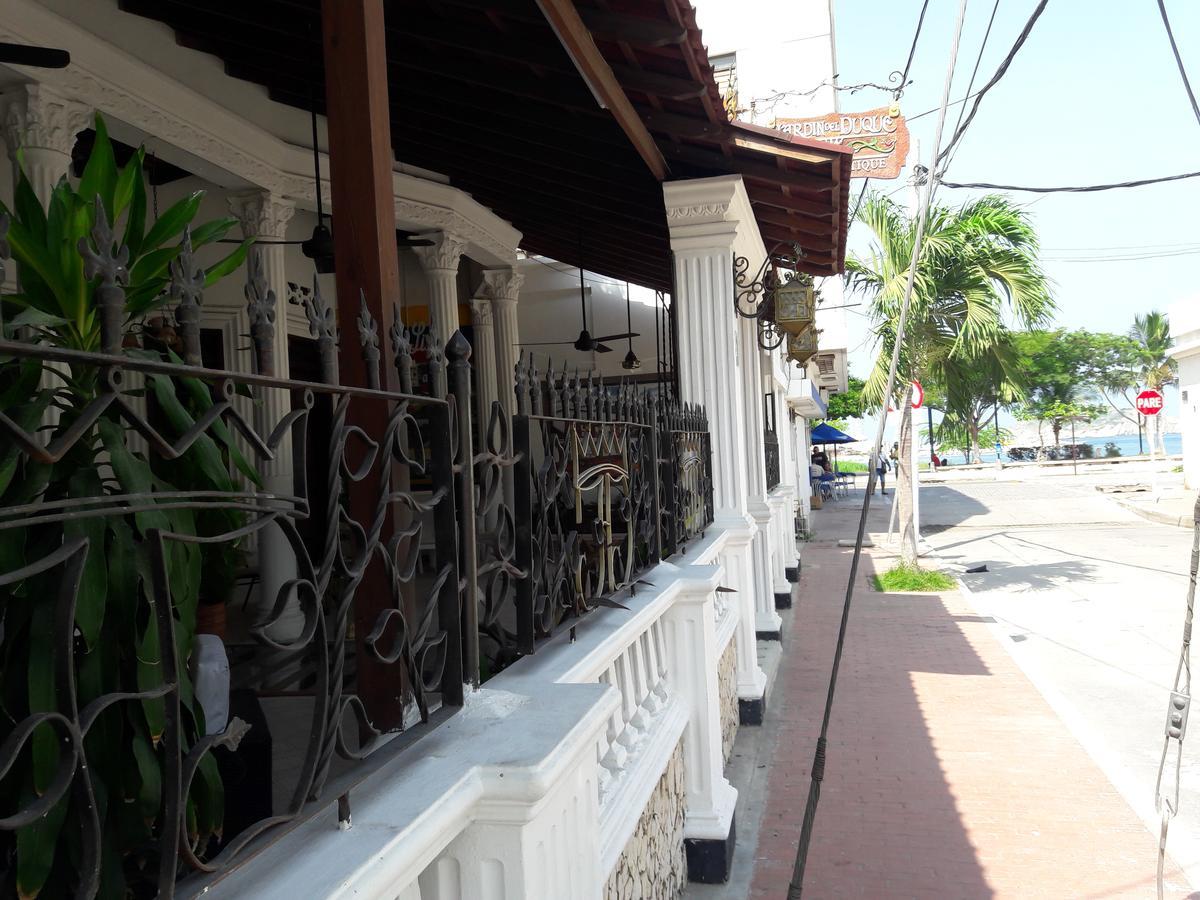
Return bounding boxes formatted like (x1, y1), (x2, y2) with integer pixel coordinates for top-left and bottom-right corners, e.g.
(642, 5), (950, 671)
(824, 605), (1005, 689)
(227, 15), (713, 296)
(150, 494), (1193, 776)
(1139, 412), (1145, 455)
(1072, 417), (1078, 476)
(928, 404), (935, 466)
(993, 399), (1000, 463)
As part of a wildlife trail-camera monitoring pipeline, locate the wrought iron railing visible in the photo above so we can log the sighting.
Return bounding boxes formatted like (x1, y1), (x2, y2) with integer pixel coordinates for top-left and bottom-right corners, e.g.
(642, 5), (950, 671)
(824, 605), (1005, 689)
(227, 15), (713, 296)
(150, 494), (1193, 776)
(765, 428), (782, 491)
(0, 211), (714, 893)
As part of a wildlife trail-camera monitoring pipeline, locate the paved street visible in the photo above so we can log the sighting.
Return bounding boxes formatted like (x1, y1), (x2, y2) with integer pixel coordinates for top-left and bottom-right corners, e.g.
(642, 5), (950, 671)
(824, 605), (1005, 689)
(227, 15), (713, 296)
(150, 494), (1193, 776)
(921, 477), (1200, 892)
(693, 478), (1196, 898)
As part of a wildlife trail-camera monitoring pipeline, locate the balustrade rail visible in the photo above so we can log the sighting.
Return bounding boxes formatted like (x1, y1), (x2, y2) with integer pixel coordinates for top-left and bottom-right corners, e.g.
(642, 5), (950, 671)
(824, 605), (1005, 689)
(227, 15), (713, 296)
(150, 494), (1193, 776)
(0, 207), (713, 894)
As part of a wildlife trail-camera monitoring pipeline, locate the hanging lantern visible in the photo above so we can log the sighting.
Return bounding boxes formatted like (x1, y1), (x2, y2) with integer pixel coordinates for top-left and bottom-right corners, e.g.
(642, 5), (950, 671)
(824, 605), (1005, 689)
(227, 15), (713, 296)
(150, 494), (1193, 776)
(772, 274), (816, 335)
(787, 326), (819, 366)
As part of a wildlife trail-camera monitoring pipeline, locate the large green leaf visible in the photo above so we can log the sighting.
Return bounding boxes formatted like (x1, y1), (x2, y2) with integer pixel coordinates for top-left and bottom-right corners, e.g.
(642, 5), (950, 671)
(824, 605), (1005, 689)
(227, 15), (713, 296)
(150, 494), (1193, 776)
(112, 148), (144, 224)
(136, 608), (165, 744)
(192, 751), (225, 841)
(98, 420), (171, 536)
(178, 374), (263, 488)
(27, 602), (56, 795)
(77, 115), (118, 220)
(140, 191), (202, 255)
(127, 245), (180, 292)
(12, 164), (46, 246)
(203, 240), (252, 288)
(188, 216), (237, 249)
(122, 157), (147, 258)
(130, 728), (161, 820)
(62, 468), (108, 649)
(147, 373), (235, 492)
(3, 215), (68, 317)
(15, 792), (67, 900)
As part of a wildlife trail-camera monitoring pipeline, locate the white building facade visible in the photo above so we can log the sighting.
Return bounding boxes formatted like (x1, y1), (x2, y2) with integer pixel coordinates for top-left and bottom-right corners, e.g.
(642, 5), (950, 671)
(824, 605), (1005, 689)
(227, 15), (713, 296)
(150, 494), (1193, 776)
(0, 1), (849, 896)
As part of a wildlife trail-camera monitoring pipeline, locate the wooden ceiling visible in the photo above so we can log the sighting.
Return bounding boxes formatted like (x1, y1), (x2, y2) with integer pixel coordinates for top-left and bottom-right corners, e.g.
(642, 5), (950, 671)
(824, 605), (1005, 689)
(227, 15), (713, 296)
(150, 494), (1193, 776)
(117, 0), (851, 292)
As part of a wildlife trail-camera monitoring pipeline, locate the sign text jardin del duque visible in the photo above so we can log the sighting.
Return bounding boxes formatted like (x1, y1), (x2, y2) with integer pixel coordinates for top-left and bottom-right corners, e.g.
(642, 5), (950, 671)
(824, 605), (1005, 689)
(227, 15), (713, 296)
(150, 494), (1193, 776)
(773, 105), (910, 180)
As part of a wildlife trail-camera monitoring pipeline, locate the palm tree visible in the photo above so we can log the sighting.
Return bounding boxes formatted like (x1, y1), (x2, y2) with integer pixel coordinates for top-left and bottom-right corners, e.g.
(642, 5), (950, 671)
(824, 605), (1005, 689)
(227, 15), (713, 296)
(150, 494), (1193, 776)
(846, 193), (1053, 563)
(1130, 310), (1176, 455)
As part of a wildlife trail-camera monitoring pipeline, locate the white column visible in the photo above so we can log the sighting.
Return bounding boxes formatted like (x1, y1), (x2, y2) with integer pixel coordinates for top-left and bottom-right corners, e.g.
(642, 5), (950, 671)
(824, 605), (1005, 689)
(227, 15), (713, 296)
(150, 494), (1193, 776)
(740, 322), (783, 638)
(771, 388), (796, 594)
(664, 570), (738, 864)
(2, 83), (91, 204)
(414, 231), (467, 347)
(664, 176), (767, 710)
(483, 268), (525, 418)
(229, 191), (302, 640)
(3, 84), (91, 429)
(469, 294), (499, 428)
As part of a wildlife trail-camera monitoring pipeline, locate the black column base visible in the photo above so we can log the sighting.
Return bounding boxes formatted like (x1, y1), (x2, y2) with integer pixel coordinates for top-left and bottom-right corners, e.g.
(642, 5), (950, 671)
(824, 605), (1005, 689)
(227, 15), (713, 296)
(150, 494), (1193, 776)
(739, 690), (767, 725)
(756, 628), (782, 642)
(685, 814), (737, 883)
(785, 564), (800, 584)
(775, 590), (793, 610)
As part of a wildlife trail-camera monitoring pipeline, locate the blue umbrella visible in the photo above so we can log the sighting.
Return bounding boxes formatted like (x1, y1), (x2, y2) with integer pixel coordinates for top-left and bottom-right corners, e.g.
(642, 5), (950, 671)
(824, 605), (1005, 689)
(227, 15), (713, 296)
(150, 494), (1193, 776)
(810, 422), (857, 444)
(810, 422), (859, 477)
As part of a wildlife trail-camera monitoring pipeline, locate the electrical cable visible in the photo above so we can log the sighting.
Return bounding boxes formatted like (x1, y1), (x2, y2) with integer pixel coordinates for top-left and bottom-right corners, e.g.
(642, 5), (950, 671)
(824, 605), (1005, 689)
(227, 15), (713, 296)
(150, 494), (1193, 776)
(938, 170), (1200, 192)
(938, 0), (1003, 184)
(1156, 0), (1200, 129)
(1153, 496), (1198, 899)
(785, 0), (971, 895)
(892, 0), (932, 98)
(936, 0), (1051, 171)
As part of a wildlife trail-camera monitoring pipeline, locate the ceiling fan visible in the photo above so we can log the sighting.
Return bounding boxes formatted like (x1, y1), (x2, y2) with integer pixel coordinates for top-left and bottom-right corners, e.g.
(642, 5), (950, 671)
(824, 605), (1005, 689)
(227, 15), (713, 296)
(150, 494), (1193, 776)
(520, 260), (638, 354)
(0, 42), (71, 69)
(218, 103), (433, 270)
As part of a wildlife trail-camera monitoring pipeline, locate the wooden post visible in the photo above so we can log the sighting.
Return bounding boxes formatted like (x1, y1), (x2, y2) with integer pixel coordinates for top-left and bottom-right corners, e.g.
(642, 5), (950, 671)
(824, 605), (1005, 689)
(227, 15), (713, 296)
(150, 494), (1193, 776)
(321, 0), (405, 729)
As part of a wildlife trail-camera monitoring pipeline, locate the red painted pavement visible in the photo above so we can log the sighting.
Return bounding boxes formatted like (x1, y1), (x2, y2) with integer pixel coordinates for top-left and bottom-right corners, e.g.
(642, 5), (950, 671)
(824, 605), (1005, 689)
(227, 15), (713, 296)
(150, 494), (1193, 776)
(748, 540), (1189, 899)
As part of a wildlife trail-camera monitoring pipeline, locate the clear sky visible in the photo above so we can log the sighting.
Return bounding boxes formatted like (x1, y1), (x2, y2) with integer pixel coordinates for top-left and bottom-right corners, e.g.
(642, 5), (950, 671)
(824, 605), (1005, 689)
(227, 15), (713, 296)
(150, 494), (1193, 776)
(833, 0), (1200, 394)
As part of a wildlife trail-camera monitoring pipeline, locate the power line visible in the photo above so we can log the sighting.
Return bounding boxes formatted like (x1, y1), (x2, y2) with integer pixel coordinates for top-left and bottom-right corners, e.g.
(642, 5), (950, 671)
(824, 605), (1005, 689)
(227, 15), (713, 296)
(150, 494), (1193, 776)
(936, 0), (1052, 171)
(907, 87), (984, 122)
(787, 0), (971, 894)
(938, 169), (1200, 192)
(892, 0), (932, 98)
(939, 0), (1003, 180)
(1156, 0), (1200, 129)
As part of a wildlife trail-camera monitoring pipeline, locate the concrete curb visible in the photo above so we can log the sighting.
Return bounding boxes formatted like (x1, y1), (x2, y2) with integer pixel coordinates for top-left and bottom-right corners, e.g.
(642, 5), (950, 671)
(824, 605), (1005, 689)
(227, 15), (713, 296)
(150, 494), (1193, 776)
(1110, 497), (1191, 529)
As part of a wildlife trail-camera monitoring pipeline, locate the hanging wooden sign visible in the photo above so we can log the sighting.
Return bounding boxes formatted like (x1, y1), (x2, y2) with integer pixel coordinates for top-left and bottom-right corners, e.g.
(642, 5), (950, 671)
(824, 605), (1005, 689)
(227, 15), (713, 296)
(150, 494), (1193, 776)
(772, 105), (910, 180)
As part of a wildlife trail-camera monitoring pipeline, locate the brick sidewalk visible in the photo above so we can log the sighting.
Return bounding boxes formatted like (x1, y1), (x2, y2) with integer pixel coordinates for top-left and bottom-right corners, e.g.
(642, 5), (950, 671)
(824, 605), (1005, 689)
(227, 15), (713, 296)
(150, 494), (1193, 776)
(749, 537), (1190, 899)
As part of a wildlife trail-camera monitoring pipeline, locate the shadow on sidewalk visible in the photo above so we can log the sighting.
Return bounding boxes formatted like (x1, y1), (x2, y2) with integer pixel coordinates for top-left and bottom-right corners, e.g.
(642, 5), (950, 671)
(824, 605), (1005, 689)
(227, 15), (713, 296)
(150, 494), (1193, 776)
(748, 547), (996, 898)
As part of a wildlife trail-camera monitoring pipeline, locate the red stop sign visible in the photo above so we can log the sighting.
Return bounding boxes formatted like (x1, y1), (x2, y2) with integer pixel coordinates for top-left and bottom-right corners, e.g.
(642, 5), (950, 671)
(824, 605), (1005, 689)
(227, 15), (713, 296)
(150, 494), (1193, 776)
(1136, 389), (1164, 416)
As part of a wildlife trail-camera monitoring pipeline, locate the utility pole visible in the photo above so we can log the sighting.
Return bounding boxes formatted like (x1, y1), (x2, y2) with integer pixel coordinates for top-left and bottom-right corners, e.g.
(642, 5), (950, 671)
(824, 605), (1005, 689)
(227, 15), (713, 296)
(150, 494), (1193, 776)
(927, 404), (935, 465)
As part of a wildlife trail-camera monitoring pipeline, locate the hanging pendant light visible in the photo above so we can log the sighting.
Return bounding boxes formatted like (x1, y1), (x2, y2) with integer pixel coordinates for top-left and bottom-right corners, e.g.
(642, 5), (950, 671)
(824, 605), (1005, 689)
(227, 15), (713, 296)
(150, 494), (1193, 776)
(621, 282), (641, 370)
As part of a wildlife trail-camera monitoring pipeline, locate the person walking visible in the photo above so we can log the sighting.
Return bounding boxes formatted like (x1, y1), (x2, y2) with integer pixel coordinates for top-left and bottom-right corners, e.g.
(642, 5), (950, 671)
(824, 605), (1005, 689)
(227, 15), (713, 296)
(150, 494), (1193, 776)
(872, 448), (891, 495)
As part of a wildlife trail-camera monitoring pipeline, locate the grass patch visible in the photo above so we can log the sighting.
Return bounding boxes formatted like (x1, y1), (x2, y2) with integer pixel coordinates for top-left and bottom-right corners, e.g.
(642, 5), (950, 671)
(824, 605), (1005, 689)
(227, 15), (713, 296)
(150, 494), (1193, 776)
(872, 563), (957, 593)
(834, 461), (869, 473)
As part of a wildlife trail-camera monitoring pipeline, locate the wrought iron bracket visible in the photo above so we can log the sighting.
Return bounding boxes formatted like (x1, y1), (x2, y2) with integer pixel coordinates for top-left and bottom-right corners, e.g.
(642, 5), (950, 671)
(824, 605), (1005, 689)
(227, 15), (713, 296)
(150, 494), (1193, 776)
(732, 244), (809, 352)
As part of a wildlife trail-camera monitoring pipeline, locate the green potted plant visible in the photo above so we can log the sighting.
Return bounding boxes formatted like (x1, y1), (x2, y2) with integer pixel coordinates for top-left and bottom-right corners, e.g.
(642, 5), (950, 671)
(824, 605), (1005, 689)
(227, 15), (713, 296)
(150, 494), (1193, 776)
(0, 114), (254, 897)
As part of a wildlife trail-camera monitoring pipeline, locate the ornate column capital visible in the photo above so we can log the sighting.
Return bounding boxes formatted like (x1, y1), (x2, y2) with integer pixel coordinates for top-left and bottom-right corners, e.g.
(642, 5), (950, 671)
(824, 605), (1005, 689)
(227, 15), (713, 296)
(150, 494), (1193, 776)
(480, 267), (524, 305)
(470, 296), (495, 327)
(413, 230), (468, 273)
(228, 190), (296, 241)
(2, 83), (91, 159)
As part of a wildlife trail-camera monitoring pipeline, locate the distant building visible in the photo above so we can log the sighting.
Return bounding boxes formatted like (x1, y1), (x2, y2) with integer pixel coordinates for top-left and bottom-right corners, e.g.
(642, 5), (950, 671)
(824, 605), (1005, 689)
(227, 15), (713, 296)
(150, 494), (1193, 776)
(1171, 302), (1200, 487)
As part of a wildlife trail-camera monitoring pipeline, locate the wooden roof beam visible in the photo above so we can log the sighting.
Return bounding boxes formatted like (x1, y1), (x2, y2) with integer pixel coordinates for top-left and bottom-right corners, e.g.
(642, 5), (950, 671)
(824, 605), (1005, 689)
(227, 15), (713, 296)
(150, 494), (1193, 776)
(535, 0), (669, 180)
(576, 7), (688, 47)
(751, 207), (837, 241)
(663, 143), (836, 193)
(747, 189), (836, 219)
(610, 64), (707, 101)
(638, 107), (726, 139)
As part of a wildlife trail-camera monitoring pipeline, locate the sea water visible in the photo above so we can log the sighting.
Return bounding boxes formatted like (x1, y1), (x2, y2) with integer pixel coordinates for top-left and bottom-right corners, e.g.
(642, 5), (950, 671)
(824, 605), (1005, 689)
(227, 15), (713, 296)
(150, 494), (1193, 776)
(949, 433), (1182, 465)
